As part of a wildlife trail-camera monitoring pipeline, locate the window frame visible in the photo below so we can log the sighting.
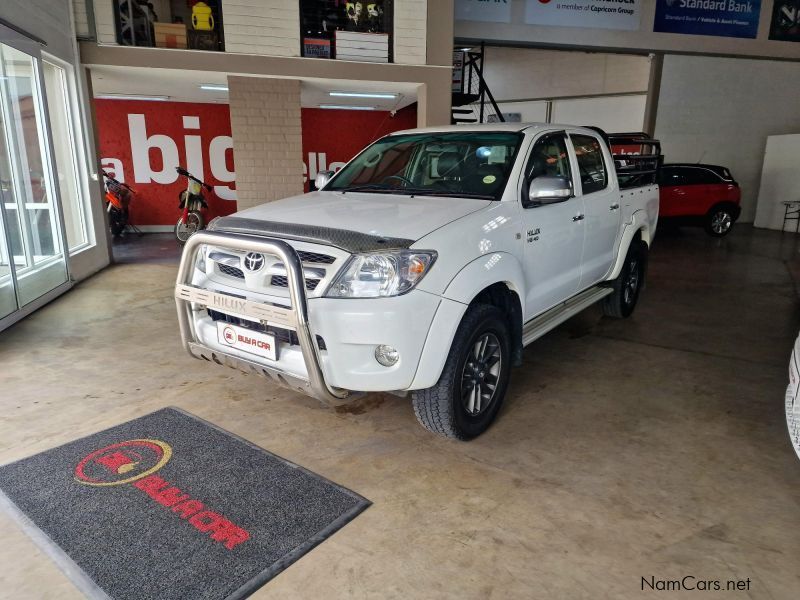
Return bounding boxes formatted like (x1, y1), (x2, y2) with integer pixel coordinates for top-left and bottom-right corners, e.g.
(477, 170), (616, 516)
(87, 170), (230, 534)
(41, 53), (94, 255)
(569, 132), (609, 196)
(519, 130), (574, 209)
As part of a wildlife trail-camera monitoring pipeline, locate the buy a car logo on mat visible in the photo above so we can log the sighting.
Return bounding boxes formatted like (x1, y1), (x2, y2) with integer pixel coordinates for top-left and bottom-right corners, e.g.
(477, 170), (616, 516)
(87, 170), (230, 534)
(74, 439), (172, 486)
(74, 439), (251, 550)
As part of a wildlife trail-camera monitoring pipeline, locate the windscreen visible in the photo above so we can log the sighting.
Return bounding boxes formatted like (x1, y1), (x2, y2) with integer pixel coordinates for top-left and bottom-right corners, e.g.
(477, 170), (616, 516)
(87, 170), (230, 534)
(326, 131), (523, 200)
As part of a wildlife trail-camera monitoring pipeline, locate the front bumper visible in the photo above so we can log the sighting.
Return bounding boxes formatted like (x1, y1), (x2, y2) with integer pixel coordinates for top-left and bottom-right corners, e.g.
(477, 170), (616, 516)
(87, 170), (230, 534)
(175, 231), (444, 404)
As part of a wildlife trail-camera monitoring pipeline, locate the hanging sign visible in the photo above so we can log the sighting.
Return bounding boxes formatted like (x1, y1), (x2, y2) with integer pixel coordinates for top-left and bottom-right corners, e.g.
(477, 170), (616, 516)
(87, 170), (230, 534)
(455, 0), (512, 23)
(769, 1), (800, 41)
(524, 0), (641, 31)
(653, 0), (761, 39)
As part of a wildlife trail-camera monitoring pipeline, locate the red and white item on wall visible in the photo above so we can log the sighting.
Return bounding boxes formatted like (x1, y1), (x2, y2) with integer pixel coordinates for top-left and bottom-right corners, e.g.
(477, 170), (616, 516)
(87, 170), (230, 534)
(95, 100), (417, 228)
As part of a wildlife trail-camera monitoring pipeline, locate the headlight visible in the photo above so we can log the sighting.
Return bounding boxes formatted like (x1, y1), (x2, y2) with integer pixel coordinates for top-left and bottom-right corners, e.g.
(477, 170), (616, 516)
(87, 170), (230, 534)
(196, 245), (208, 273)
(325, 250), (437, 298)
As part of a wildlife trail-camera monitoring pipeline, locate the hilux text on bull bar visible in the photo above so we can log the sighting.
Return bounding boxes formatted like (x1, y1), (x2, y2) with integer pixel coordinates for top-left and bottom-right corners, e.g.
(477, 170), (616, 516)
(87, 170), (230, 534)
(174, 230), (352, 406)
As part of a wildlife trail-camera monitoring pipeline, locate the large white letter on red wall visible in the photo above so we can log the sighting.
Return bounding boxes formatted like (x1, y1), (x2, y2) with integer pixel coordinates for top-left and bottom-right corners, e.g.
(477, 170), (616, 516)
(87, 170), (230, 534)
(210, 135), (236, 201)
(128, 114), (179, 184)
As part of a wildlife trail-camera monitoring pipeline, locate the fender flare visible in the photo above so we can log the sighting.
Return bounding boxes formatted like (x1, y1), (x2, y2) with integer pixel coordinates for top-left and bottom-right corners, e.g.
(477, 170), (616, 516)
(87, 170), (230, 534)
(607, 210), (652, 281)
(410, 253), (526, 390)
(441, 252), (526, 312)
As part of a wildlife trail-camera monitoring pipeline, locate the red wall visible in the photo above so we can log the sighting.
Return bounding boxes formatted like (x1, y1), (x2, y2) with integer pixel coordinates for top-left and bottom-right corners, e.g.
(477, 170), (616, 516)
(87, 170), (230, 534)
(95, 100), (417, 227)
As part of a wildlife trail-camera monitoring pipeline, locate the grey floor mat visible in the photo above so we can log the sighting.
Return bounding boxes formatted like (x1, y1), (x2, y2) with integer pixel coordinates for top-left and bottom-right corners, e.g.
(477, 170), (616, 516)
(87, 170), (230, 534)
(0, 407), (370, 600)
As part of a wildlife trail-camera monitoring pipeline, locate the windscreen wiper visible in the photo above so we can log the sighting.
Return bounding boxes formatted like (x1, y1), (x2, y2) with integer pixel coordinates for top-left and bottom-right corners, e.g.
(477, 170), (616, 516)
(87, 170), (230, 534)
(337, 184), (396, 193)
(413, 191), (495, 200)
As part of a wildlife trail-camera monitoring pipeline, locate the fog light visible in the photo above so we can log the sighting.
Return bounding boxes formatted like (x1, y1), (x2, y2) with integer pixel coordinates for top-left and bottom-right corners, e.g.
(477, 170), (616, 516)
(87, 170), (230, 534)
(375, 345), (399, 367)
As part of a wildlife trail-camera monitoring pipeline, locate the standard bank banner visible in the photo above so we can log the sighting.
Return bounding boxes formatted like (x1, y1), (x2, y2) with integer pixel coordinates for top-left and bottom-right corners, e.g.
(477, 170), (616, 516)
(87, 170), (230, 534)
(525, 0), (641, 31)
(653, 0), (761, 39)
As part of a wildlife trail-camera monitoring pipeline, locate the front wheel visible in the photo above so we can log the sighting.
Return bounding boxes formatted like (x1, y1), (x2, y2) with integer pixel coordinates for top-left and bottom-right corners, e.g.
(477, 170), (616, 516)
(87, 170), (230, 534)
(412, 304), (512, 440)
(175, 210), (204, 244)
(603, 240), (647, 319)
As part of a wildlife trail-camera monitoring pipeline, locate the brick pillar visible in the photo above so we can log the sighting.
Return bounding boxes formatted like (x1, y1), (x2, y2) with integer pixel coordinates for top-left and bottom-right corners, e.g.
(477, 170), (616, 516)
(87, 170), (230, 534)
(228, 77), (303, 211)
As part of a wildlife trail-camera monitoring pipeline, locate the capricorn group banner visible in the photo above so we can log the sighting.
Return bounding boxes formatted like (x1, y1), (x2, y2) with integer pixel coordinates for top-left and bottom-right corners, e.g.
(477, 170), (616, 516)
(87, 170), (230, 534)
(95, 100), (416, 227)
(525, 0), (641, 31)
(653, 0), (761, 39)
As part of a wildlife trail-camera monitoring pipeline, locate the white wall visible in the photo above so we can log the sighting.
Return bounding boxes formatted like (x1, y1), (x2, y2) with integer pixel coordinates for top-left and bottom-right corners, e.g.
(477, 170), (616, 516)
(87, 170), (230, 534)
(484, 46), (650, 102)
(394, 0), (427, 65)
(753, 135), (800, 231)
(553, 95), (646, 131)
(223, 0), (300, 56)
(654, 54), (800, 223)
(93, 0), (116, 44)
(72, 0), (91, 39)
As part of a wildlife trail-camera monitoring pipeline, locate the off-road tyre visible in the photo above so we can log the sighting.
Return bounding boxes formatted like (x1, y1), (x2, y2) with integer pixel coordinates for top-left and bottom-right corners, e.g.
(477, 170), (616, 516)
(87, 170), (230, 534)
(602, 240), (647, 319)
(109, 208), (126, 237)
(175, 210), (204, 245)
(412, 304), (512, 440)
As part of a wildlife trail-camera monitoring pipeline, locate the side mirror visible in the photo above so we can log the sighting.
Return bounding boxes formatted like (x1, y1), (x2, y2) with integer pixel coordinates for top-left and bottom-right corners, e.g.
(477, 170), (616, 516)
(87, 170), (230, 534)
(526, 176), (573, 207)
(315, 170), (335, 190)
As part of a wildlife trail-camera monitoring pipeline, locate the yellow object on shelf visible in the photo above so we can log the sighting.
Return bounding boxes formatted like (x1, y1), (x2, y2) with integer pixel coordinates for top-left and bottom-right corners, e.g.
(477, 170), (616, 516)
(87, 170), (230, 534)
(192, 2), (215, 31)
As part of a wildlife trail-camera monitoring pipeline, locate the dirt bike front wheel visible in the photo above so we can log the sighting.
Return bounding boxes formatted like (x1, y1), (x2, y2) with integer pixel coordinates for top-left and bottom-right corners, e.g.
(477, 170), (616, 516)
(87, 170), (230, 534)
(175, 210), (204, 244)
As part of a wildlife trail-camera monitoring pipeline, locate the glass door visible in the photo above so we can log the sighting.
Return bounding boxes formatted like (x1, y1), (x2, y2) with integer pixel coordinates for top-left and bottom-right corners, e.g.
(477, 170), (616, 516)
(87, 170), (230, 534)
(0, 33), (69, 324)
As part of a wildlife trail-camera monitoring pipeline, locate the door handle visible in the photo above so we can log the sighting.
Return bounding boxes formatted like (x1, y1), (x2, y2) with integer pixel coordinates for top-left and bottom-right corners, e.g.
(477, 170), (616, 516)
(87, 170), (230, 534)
(572, 214), (585, 222)
(610, 203), (620, 211)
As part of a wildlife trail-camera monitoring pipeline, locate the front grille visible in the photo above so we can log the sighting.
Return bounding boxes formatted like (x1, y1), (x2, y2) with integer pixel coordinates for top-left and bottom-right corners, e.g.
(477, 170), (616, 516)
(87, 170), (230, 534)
(271, 275), (320, 291)
(218, 263), (244, 279)
(296, 251), (335, 264)
(207, 309), (298, 345)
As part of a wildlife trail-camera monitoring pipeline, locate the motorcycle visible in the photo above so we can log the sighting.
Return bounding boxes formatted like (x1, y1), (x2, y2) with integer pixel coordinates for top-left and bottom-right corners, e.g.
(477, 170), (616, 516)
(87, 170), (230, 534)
(175, 167), (212, 244)
(102, 171), (140, 237)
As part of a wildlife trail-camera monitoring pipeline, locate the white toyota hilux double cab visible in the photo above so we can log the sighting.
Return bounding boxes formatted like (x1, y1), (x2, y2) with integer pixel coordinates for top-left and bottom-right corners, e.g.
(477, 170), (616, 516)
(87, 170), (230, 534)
(175, 124), (660, 439)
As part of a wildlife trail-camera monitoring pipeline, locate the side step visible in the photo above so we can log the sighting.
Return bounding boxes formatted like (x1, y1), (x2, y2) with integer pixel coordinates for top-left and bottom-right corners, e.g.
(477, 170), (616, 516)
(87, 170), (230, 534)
(521, 286), (613, 347)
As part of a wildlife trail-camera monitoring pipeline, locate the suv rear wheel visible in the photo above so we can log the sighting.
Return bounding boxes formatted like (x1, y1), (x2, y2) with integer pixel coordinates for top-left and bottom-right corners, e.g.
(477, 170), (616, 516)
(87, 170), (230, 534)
(412, 304), (511, 440)
(706, 204), (735, 237)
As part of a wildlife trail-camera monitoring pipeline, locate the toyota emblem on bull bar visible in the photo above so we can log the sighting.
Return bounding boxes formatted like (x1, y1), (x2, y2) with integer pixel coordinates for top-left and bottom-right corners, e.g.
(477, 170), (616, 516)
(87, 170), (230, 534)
(244, 252), (265, 272)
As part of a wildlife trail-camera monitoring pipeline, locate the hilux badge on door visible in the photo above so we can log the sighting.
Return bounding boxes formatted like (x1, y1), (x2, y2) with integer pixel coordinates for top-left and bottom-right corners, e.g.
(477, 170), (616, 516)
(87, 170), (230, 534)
(244, 252), (265, 272)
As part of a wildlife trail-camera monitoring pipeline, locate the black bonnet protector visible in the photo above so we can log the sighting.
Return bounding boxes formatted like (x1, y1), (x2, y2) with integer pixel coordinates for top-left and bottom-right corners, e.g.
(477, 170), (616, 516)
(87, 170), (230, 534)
(207, 216), (416, 253)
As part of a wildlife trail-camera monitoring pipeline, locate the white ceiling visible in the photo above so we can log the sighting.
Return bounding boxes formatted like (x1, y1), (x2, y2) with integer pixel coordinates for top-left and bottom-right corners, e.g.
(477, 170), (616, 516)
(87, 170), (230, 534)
(90, 66), (419, 111)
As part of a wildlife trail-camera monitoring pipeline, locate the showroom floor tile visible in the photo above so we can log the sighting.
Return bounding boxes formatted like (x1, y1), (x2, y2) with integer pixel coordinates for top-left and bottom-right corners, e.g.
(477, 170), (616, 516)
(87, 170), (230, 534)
(1, 226), (799, 599)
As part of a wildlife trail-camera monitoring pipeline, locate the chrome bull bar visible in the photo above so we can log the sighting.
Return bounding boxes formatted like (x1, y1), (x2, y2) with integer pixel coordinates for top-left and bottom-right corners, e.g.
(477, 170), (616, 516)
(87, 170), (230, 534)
(174, 231), (352, 406)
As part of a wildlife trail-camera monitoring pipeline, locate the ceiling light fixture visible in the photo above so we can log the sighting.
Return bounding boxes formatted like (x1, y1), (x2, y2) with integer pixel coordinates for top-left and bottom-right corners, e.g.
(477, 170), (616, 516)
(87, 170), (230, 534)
(329, 91), (398, 99)
(200, 84), (229, 92)
(95, 93), (170, 101)
(319, 104), (377, 111)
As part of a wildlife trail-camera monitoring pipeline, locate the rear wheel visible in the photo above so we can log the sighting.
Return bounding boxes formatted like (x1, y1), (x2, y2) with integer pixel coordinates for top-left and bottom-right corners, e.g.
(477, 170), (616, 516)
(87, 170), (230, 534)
(175, 210), (204, 244)
(603, 240), (647, 319)
(705, 205), (735, 237)
(412, 304), (511, 440)
(109, 208), (126, 237)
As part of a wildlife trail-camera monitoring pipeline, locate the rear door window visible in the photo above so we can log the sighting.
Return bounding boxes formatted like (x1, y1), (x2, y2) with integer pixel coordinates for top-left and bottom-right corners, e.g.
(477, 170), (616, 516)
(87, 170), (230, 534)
(660, 168), (687, 186)
(570, 134), (607, 194)
(681, 168), (719, 185)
